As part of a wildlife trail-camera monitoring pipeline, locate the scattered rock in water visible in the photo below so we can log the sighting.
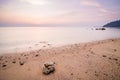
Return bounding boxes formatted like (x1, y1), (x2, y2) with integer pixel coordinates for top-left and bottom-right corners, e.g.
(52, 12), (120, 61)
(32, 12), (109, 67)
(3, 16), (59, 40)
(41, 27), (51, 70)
(42, 62), (55, 75)
(19, 60), (24, 66)
(95, 27), (106, 30)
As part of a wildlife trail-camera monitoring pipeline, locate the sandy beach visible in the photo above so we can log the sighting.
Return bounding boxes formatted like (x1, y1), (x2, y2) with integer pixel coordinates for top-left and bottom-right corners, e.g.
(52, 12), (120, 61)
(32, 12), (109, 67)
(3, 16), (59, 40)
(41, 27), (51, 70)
(0, 38), (120, 80)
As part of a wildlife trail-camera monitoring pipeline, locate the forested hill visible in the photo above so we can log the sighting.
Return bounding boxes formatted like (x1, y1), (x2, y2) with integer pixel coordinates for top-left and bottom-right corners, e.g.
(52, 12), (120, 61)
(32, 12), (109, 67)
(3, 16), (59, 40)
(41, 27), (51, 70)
(103, 20), (120, 27)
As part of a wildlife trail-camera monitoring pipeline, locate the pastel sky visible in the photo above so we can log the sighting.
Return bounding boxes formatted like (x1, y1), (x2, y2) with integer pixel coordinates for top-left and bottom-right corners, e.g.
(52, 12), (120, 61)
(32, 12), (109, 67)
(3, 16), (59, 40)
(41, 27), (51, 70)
(0, 0), (120, 27)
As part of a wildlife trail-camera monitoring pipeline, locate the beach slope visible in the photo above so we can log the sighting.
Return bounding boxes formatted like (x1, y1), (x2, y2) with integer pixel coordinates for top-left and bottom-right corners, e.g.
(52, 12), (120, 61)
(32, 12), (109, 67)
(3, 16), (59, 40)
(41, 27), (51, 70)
(0, 39), (120, 80)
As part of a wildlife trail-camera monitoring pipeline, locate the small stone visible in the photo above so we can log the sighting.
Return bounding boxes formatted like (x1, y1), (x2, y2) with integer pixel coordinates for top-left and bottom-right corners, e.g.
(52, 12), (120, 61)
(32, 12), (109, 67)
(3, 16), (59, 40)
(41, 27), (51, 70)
(114, 49), (117, 52)
(113, 58), (118, 61)
(102, 55), (107, 57)
(111, 40), (114, 41)
(109, 57), (111, 60)
(2, 64), (7, 67)
(19, 61), (24, 66)
(71, 73), (73, 75)
(91, 51), (95, 54)
(104, 73), (108, 76)
(12, 61), (16, 63)
(85, 71), (88, 74)
(35, 54), (39, 57)
(95, 73), (99, 77)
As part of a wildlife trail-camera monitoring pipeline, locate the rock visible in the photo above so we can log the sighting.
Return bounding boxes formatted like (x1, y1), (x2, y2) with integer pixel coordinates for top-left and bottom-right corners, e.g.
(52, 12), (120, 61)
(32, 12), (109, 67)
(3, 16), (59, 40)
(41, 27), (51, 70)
(108, 57), (112, 60)
(42, 62), (55, 75)
(114, 49), (117, 52)
(101, 28), (106, 30)
(102, 55), (107, 57)
(35, 54), (39, 57)
(2, 64), (7, 67)
(96, 28), (106, 30)
(12, 61), (16, 63)
(113, 58), (118, 61)
(19, 60), (24, 66)
(71, 73), (73, 75)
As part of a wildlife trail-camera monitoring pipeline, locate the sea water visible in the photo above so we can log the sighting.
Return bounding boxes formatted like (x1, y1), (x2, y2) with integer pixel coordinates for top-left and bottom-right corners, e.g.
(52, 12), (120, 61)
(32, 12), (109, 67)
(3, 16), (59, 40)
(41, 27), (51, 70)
(0, 26), (120, 54)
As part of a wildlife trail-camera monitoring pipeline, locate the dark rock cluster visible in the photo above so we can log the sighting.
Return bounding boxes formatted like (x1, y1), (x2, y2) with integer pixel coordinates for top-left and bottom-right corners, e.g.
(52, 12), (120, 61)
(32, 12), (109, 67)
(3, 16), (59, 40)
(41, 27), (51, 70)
(96, 28), (106, 30)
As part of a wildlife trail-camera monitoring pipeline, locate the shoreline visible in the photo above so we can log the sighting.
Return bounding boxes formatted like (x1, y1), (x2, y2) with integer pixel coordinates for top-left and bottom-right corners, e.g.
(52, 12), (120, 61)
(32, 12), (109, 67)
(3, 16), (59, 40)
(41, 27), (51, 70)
(1, 38), (120, 55)
(0, 38), (120, 80)
(0, 38), (120, 55)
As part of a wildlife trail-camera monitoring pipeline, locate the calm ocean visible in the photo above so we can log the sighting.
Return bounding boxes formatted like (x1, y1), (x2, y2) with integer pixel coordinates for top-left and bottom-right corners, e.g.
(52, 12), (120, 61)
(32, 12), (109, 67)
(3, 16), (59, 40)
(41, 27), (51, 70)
(0, 26), (120, 54)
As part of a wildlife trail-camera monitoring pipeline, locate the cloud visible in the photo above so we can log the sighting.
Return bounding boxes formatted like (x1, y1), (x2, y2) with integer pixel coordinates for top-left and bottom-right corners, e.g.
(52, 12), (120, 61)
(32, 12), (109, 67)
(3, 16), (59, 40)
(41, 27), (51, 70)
(19, 0), (50, 5)
(80, 0), (100, 7)
(99, 8), (108, 13)
(80, 0), (109, 13)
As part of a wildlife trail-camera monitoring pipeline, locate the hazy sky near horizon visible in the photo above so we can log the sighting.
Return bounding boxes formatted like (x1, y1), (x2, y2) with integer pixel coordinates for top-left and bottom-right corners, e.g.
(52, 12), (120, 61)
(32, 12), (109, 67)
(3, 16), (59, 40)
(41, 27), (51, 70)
(0, 0), (120, 27)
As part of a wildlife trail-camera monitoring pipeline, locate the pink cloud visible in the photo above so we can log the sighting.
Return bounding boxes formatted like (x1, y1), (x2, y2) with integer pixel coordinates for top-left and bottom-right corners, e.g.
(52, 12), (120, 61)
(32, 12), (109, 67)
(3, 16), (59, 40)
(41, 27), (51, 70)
(80, 0), (100, 7)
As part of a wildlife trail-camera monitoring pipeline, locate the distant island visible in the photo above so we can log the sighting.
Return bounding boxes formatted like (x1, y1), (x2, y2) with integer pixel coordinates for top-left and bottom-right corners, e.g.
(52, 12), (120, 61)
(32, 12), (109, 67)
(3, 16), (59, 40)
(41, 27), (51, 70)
(103, 20), (120, 28)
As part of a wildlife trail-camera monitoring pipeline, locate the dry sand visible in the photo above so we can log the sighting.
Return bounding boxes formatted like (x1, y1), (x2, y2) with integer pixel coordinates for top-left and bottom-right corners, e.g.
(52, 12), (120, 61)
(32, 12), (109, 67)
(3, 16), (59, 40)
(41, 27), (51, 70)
(0, 38), (120, 80)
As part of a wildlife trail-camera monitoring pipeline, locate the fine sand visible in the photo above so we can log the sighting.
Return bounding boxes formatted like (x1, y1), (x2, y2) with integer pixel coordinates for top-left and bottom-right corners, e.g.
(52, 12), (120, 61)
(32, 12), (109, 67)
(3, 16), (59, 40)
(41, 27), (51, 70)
(0, 38), (120, 80)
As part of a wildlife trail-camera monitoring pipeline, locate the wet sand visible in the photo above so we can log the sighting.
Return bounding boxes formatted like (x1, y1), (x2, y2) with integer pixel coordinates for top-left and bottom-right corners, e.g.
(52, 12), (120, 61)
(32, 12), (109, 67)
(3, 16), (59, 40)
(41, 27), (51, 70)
(0, 38), (120, 80)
